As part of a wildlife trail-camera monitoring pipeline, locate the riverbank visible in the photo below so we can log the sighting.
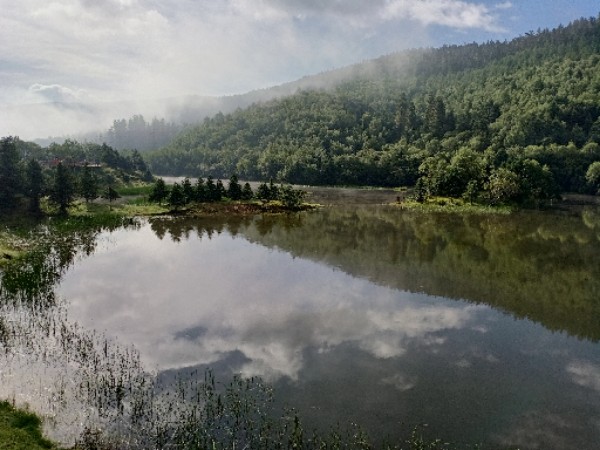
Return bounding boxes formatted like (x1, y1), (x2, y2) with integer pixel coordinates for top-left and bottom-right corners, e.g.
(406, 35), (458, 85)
(0, 199), (316, 266)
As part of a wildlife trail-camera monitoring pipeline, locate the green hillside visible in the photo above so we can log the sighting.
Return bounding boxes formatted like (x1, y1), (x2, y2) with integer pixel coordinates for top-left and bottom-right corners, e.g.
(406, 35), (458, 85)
(147, 16), (600, 205)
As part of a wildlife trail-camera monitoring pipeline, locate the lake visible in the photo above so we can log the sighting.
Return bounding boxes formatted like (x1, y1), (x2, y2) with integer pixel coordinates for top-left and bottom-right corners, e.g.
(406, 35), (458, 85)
(2, 204), (600, 449)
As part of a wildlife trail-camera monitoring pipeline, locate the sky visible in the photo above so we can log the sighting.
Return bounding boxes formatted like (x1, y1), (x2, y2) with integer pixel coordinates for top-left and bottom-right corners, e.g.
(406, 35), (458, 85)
(1, 0), (598, 140)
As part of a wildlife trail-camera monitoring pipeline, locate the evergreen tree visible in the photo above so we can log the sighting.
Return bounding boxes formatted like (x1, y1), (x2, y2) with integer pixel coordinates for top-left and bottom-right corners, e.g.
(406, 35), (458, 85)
(205, 176), (217, 202)
(257, 182), (271, 201)
(227, 174), (243, 200)
(129, 149), (147, 172)
(102, 186), (121, 203)
(0, 136), (23, 210)
(50, 162), (75, 214)
(195, 177), (207, 202)
(216, 179), (226, 201)
(168, 182), (186, 210)
(80, 164), (99, 203)
(149, 178), (169, 203)
(25, 158), (44, 213)
(142, 169), (154, 182)
(241, 182), (253, 200)
(182, 177), (194, 203)
(268, 179), (279, 200)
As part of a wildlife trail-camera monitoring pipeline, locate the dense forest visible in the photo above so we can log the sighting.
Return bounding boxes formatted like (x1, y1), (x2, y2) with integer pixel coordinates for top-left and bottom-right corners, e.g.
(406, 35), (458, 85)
(0, 136), (151, 215)
(101, 115), (183, 152)
(146, 16), (600, 205)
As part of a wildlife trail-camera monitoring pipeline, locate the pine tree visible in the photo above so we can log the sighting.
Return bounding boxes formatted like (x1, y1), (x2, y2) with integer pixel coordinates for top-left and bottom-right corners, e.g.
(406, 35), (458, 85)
(205, 176), (217, 202)
(50, 162), (75, 214)
(80, 164), (98, 203)
(0, 136), (23, 210)
(216, 179), (226, 201)
(182, 177), (194, 203)
(26, 158), (44, 213)
(241, 182), (253, 200)
(227, 174), (243, 200)
(149, 178), (169, 203)
(195, 177), (207, 202)
(168, 182), (186, 210)
(102, 186), (121, 203)
(257, 182), (270, 201)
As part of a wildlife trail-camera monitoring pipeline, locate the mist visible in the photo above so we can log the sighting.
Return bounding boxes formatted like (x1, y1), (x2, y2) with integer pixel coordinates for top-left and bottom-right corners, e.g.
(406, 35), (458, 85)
(1, 0), (595, 141)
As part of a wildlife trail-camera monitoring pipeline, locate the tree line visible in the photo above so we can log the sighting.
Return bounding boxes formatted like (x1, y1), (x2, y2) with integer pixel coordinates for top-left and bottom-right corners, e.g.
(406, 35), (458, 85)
(145, 16), (600, 205)
(149, 176), (306, 210)
(0, 136), (150, 215)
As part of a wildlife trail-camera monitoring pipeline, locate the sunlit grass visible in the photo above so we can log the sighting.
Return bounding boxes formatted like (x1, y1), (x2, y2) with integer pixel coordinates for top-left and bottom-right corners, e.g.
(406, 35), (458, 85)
(396, 197), (514, 214)
(68, 200), (168, 217)
(0, 229), (32, 266)
(0, 401), (62, 450)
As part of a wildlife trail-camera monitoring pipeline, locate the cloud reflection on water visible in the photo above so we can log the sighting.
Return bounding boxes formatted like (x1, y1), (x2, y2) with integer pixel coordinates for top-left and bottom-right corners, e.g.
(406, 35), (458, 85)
(567, 360), (600, 392)
(49, 215), (600, 448)
(59, 223), (481, 381)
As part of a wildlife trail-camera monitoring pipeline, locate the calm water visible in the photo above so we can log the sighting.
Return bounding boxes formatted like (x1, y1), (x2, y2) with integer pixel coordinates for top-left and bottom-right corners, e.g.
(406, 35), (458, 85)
(3, 205), (600, 448)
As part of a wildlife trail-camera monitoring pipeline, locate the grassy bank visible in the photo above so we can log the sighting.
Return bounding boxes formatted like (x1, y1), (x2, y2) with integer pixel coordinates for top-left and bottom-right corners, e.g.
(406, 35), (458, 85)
(0, 228), (32, 267)
(396, 196), (514, 214)
(0, 401), (63, 450)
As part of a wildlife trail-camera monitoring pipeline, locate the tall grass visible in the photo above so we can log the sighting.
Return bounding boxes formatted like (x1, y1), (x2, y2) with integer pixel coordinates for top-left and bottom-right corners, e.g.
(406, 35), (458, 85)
(0, 401), (61, 449)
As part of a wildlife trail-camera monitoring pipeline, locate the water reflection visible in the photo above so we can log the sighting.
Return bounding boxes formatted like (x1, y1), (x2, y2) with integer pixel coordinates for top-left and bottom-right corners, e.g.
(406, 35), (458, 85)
(0, 217), (144, 445)
(59, 223), (482, 380)
(243, 206), (600, 341)
(2, 207), (600, 448)
(55, 209), (600, 448)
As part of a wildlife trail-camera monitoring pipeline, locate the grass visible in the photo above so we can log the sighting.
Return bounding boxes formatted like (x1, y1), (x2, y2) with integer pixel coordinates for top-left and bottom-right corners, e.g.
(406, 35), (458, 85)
(68, 200), (168, 217)
(0, 229), (32, 267)
(0, 239), (22, 263)
(396, 196), (514, 214)
(0, 401), (62, 450)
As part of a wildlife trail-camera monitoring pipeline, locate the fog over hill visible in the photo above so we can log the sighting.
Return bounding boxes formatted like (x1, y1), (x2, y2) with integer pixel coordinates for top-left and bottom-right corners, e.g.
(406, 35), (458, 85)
(16, 48), (422, 148)
(2, 1), (598, 143)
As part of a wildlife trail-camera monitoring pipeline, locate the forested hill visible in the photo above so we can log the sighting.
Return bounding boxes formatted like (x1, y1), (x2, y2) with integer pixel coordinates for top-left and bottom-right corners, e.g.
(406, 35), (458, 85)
(147, 16), (600, 204)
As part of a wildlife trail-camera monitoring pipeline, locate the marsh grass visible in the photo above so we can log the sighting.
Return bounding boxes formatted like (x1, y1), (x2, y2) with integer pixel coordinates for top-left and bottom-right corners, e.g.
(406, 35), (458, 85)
(397, 197), (513, 215)
(0, 236), (24, 265)
(0, 401), (61, 449)
(0, 220), (41, 266)
(68, 200), (168, 217)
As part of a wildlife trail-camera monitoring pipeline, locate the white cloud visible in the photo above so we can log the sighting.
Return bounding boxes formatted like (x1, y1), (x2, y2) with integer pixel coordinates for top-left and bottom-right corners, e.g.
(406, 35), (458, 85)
(28, 83), (89, 103)
(234, 0), (504, 30)
(0, 0), (509, 138)
(382, 0), (507, 32)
